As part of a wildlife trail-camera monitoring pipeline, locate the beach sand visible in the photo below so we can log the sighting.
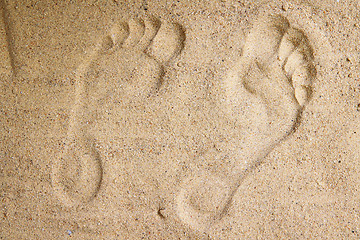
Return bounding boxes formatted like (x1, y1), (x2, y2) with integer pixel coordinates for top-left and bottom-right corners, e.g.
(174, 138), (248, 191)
(1, 0), (360, 239)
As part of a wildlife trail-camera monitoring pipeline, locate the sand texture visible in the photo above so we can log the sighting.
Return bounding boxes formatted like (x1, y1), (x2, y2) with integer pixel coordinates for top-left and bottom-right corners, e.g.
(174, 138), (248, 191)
(1, 0), (360, 239)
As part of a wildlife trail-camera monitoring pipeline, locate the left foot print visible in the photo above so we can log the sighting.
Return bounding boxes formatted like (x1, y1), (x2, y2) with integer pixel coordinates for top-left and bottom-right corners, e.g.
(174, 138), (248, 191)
(51, 17), (185, 208)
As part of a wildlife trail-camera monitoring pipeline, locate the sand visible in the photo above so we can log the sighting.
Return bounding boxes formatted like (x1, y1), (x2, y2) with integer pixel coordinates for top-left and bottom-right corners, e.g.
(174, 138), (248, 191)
(1, 0), (360, 239)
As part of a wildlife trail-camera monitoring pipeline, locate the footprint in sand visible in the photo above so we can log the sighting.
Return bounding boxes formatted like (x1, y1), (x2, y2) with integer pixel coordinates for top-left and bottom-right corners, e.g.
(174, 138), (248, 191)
(51, 17), (185, 207)
(176, 14), (316, 231)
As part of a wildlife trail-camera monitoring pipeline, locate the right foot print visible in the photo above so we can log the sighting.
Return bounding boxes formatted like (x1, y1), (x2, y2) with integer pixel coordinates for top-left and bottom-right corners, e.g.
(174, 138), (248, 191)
(176, 14), (316, 231)
(51, 17), (185, 208)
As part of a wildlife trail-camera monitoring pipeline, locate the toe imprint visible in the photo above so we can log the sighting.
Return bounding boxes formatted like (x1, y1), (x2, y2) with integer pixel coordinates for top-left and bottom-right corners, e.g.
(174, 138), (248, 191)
(146, 22), (185, 64)
(227, 13), (315, 115)
(122, 18), (146, 49)
(109, 17), (185, 65)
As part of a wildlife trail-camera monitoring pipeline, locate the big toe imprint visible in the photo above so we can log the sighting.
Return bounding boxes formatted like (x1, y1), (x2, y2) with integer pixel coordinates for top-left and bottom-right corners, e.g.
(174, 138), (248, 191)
(177, 14), (316, 231)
